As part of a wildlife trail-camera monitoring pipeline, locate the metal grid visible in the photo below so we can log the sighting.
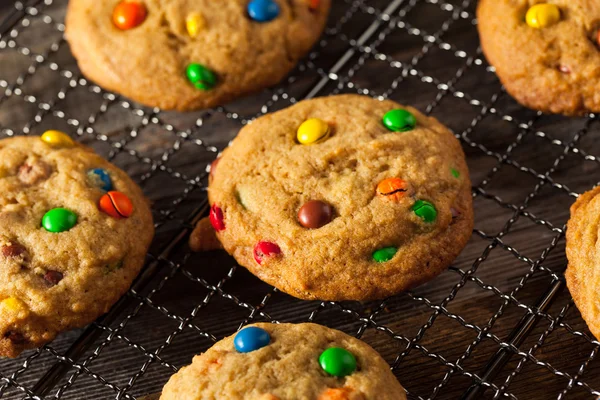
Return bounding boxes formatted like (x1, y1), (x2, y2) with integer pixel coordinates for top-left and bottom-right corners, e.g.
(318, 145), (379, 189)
(0, 0), (599, 399)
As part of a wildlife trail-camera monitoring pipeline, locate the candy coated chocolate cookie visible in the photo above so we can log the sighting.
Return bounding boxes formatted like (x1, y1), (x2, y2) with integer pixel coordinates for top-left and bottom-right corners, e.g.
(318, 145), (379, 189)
(65, 0), (330, 111)
(198, 95), (474, 301)
(159, 323), (406, 400)
(566, 186), (600, 340)
(477, 0), (600, 115)
(0, 135), (153, 357)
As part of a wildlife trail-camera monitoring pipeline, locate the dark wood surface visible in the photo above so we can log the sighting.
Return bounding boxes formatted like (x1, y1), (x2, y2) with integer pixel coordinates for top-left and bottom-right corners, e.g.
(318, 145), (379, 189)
(1, 0), (599, 399)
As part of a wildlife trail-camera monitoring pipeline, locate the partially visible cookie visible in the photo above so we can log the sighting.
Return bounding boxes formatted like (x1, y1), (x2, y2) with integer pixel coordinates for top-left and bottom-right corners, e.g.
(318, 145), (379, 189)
(199, 94), (473, 301)
(0, 132), (154, 357)
(566, 186), (600, 339)
(65, 0), (330, 111)
(160, 323), (406, 400)
(477, 0), (600, 115)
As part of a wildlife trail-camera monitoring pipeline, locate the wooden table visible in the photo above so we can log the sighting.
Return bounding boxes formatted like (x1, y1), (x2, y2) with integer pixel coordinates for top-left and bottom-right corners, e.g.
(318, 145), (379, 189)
(1, 1), (598, 399)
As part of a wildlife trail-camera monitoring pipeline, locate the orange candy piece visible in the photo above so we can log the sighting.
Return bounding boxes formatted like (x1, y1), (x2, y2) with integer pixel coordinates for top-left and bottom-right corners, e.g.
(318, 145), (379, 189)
(308, 0), (320, 10)
(318, 388), (362, 400)
(99, 191), (134, 219)
(112, 1), (147, 30)
(376, 178), (410, 201)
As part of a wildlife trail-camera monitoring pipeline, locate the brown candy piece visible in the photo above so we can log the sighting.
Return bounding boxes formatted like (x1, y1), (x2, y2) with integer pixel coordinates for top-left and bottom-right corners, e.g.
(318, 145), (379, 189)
(298, 200), (334, 229)
(1, 243), (26, 258)
(18, 159), (51, 185)
(43, 270), (63, 286)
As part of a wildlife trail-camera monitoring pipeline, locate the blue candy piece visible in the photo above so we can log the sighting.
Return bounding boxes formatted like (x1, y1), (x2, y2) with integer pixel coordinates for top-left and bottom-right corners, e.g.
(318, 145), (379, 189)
(247, 0), (280, 22)
(87, 168), (113, 192)
(234, 327), (271, 353)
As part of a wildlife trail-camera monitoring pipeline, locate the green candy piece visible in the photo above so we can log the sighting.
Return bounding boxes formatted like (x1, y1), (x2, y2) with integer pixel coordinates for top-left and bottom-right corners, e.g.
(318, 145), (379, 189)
(372, 246), (397, 263)
(319, 347), (357, 377)
(42, 208), (77, 233)
(186, 63), (217, 90)
(451, 168), (460, 178)
(412, 200), (437, 223)
(382, 109), (416, 132)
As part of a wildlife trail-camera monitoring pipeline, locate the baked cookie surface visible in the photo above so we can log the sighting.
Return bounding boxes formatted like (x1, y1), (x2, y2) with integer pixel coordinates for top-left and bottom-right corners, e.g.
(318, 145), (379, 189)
(0, 134), (154, 357)
(202, 94), (473, 301)
(477, 0), (600, 115)
(160, 322), (406, 400)
(566, 186), (600, 340)
(65, 0), (330, 111)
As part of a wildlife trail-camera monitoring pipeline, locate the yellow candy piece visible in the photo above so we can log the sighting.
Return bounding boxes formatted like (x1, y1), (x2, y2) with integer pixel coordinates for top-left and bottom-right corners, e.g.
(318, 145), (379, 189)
(186, 12), (205, 38)
(297, 118), (331, 145)
(526, 4), (560, 29)
(1, 297), (26, 313)
(41, 130), (74, 148)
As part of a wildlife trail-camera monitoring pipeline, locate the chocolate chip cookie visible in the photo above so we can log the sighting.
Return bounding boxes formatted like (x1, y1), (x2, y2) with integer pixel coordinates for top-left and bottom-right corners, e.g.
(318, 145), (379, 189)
(477, 0), (600, 115)
(160, 323), (406, 400)
(65, 0), (330, 111)
(0, 132), (153, 357)
(566, 186), (600, 340)
(195, 94), (474, 301)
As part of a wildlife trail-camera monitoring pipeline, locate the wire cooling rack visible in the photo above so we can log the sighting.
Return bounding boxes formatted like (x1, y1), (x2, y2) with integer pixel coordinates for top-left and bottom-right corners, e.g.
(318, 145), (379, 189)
(1, 0), (600, 399)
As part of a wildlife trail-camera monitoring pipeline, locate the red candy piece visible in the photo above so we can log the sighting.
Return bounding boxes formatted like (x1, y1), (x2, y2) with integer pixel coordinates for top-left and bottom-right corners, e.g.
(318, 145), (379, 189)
(113, 1), (147, 30)
(99, 191), (133, 219)
(253, 241), (281, 264)
(308, 0), (320, 10)
(209, 204), (225, 231)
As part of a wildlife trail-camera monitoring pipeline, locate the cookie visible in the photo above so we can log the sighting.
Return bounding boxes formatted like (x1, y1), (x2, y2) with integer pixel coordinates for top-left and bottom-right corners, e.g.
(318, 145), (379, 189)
(0, 132), (154, 357)
(477, 1), (600, 116)
(566, 186), (600, 340)
(65, 0), (330, 111)
(160, 323), (406, 400)
(197, 94), (473, 301)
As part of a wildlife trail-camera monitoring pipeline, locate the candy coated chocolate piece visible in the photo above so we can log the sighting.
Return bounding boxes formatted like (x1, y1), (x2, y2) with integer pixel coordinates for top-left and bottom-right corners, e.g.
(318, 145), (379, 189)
(209, 204), (225, 231)
(253, 241), (281, 264)
(99, 191), (133, 219)
(372, 247), (397, 263)
(412, 200), (437, 223)
(87, 168), (113, 192)
(319, 347), (357, 377)
(297, 118), (330, 144)
(525, 4), (560, 29)
(247, 0), (280, 22)
(307, 0), (320, 10)
(40, 130), (74, 148)
(186, 12), (205, 37)
(376, 178), (409, 201)
(234, 326), (271, 353)
(42, 208), (78, 233)
(186, 63), (217, 90)
(113, 1), (147, 30)
(382, 109), (416, 132)
(298, 200), (333, 229)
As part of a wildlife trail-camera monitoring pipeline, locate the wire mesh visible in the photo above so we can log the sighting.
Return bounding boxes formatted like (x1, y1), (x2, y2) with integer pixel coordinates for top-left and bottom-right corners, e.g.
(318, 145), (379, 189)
(0, 0), (599, 399)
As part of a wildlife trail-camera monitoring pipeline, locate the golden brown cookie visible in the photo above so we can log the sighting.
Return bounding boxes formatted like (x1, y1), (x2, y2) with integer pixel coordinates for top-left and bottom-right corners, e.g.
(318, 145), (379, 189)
(566, 185), (600, 339)
(159, 323), (406, 400)
(0, 132), (154, 357)
(197, 94), (473, 301)
(65, 0), (330, 111)
(477, 0), (600, 116)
